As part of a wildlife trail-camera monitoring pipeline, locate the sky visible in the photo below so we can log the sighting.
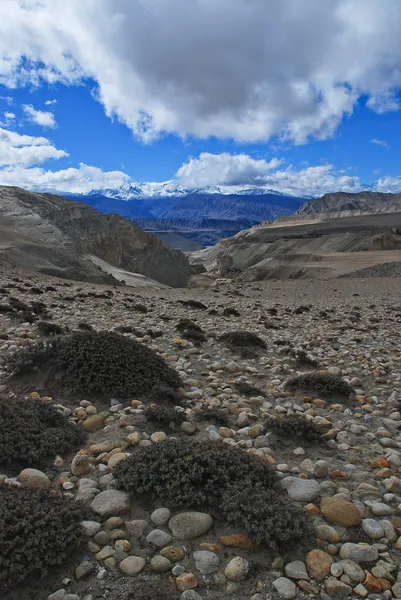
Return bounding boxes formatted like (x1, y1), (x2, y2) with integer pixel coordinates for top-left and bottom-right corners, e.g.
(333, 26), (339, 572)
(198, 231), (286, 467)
(1, 0), (401, 198)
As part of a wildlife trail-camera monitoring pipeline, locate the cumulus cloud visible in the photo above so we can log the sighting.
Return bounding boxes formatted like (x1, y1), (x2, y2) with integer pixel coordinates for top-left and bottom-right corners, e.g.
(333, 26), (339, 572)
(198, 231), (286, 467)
(44, 99), (57, 105)
(23, 104), (56, 127)
(0, 162), (131, 194)
(375, 176), (401, 193)
(0, 111), (16, 126)
(1, 1), (401, 143)
(0, 127), (67, 167)
(177, 153), (282, 188)
(176, 152), (364, 196)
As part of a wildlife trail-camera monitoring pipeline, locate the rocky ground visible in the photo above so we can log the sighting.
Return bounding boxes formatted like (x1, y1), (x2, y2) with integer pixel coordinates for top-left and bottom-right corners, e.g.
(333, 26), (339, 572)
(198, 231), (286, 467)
(1, 266), (401, 600)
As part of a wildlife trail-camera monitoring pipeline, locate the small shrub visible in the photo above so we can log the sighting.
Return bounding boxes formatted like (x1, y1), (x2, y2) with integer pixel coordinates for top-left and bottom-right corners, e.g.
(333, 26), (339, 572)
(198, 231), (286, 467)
(146, 329), (163, 339)
(78, 321), (93, 331)
(132, 303), (148, 313)
(285, 372), (354, 398)
(30, 287), (44, 295)
(223, 307), (240, 317)
(221, 485), (313, 550)
(0, 304), (14, 313)
(114, 439), (310, 550)
(118, 578), (178, 600)
(8, 331), (182, 400)
(8, 297), (29, 311)
(143, 404), (186, 427)
(178, 299), (207, 309)
(264, 415), (324, 442)
(176, 319), (202, 333)
(196, 407), (231, 426)
(0, 486), (84, 587)
(114, 439), (276, 508)
(220, 330), (267, 358)
(148, 383), (184, 405)
(0, 397), (87, 465)
(236, 381), (264, 397)
(37, 321), (64, 336)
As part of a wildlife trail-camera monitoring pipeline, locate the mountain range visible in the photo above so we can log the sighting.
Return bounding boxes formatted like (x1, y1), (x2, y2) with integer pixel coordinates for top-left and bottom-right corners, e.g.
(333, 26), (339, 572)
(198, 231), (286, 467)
(63, 184), (306, 248)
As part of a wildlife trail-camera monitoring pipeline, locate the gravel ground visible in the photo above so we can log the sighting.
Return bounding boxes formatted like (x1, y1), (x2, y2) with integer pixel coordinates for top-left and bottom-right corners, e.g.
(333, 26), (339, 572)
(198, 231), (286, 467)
(1, 267), (401, 600)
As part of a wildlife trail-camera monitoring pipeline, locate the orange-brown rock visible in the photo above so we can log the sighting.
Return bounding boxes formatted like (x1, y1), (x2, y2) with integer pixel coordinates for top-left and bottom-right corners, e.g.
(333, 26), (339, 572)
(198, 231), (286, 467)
(219, 534), (260, 552)
(176, 573), (198, 591)
(306, 549), (333, 581)
(364, 573), (382, 593)
(320, 497), (362, 527)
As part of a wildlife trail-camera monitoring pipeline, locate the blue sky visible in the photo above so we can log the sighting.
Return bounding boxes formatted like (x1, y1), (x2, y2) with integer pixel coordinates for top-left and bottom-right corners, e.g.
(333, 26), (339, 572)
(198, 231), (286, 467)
(1, 1), (401, 197)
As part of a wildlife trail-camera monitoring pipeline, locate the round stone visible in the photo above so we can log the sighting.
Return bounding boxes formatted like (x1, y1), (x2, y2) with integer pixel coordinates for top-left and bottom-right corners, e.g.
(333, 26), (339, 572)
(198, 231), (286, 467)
(17, 468), (51, 489)
(107, 453), (127, 471)
(224, 556), (249, 581)
(285, 560), (309, 580)
(272, 577), (297, 599)
(119, 556), (146, 576)
(287, 478), (321, 502)
(306, 550), (333, 581)
(362, 518), (385, 540)
(151, 508), (171, 526)
(71, 454), (90, 477)
(193, 550), (219, 575)
(320, 497), (362, 527)
(90, 490), (130, 517)
(339, 543), (379, 563)
(160, 546), (185, 562)
(169, 512), (213, 540)
(150, 555), (172, 573)
(146, 529), (173, 547)
(83, 414), (105, 432)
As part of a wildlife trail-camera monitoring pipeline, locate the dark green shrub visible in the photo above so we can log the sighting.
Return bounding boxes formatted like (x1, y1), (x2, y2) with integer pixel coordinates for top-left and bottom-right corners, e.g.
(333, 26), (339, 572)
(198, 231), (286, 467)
(132, 303), (148, 313)
(221, 485), (313, 550)
(143, 404), (186, 427)
(148, 383), (184, 405)
(78, 321), (93, 331)
(285, 372), (354, 398)
(0, 304), (14, 313)
(236, 381), (264, 397)
(178, 299), (207, 309)
(8, 297), (29, 311)
(264, 415), (324, 442)
(176, 318), (207, 344)
(223, 307), (240, 316)
(196, 406), (231, 426)
(0, 397), (86, 465)
(37, 321), (64, 336)
(0, 486), (84, 587)
(114, 439), (276, 508)
(7, 342), (51, 374)
(17, 331), (182, 399)
(114, 439), (310, 550)
(30, 287), (44, 295)
(220, 330), (266, 358)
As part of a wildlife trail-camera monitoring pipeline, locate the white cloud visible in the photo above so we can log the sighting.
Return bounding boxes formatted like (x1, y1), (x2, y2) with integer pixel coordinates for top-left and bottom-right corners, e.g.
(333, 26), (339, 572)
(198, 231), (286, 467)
(23, 104), (56, 127)
(177, 153), (282, 188)
(0, 111), (16, 126)
(0, 162), (131, 194)
(0, 95), (13, 105)
(375, 176), (401, 193)
(0, 127), (67, 167)
(44, 99), (57, 105)
(371, 138), (390, 149)
(176, 152), (367, 196)
(1, 1), (401, 143)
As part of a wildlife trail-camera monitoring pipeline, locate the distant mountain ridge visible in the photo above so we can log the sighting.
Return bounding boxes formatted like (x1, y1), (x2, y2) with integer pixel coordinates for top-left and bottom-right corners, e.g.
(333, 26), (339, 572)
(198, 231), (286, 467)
(297, 191), (401, 216)
(61, 185), (306, 247)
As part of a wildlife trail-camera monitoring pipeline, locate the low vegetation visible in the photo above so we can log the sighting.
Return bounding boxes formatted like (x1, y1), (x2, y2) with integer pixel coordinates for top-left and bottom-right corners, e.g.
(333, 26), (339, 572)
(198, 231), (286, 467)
(0, 397), (87, 465)
(0, 486), (84, 587)
(285, 372), (354, 398)
(114, 439), (311, 550)
(264, 415), (325, 442)
(220, 330), (267, 358)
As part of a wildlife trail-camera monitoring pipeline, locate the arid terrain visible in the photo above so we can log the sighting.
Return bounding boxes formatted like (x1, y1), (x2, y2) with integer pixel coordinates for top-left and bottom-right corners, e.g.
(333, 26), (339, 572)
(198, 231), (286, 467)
(1, 262), (401, 600)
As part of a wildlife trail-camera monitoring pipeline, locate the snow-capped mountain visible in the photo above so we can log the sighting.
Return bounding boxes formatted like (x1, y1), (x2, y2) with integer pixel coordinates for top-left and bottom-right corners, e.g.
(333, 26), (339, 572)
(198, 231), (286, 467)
(83, 181), (306, 200)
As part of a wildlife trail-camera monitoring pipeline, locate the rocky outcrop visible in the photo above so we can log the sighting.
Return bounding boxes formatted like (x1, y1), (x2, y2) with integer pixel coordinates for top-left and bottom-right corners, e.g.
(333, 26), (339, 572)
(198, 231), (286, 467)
(0, 186), (195, 287)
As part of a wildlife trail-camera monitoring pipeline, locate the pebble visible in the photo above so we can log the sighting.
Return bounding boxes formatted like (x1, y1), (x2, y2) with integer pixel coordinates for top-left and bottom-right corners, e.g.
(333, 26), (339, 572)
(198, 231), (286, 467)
(17, 468), (51, 489)
(71, 454), (91, 477)
(362, 519), (385, 539)
(320, 497), (362, 526)
(151, 507), (171, 526)
(224, 557), (249, 581)
(306, 549), (333, 581)
(286, 478), (321, 502)
(272, 577), (297, 599)
(193, 550), (219, 574)
(325, 577), (353, 598)
(339, 543), (379, 563)
(119, 556), (146, 576)
(146, 529), (173, 547)
(169, 512), (213, 540)
(150, 555), (172, 573)
(90, 490), (130, 517)
(285, 560), (309, 580)
(75, 561), (95, 580)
